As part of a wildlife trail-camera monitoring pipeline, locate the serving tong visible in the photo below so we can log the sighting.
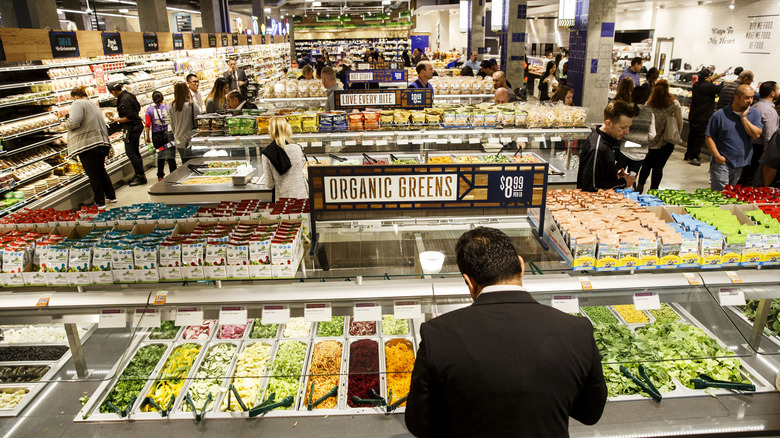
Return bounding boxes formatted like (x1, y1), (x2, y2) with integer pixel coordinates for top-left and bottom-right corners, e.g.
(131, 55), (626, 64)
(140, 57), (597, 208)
(225, 384), (294, 417)
(105, 395), (136, 418)
(362, 153), (379, 164)
(184, 392), (213, 421)
(139, 394), (176, 417)
(306, 382), (339, 411)
(690, 374), (756, 392)
(619, 365), (662, 402)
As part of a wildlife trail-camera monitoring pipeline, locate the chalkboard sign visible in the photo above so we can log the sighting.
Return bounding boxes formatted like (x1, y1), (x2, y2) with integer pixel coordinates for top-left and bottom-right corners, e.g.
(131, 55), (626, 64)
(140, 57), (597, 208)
(0, 35), (5, 62)
(143, 33), (159, 52)
(49, 31), (79, 58)
(172, 33), (184, 50)
(192, 33), (202, 49)
(208, 34), (217, 48)
(356, 61), (401, 70)
(232, 34), (239, 46)
(333, 88), (433, 110)
(487, 170), (535, 204)
(247, 35), (252, 45)
(221, 34), (229, 46)
(262, 35), (267, 44)
(347, 69), (407, 84)
(101, 32), (122, 55)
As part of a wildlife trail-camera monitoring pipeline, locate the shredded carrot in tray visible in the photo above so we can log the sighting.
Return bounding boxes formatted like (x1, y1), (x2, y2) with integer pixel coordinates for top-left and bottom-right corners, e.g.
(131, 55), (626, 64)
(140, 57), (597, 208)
(304, 341), (343, 409)
(384, 342), (415, 406)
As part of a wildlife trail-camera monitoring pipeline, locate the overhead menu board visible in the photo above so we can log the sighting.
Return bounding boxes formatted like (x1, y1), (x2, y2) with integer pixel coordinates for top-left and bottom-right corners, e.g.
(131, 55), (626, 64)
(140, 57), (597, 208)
(49, 31), (79, 58)
(333, 89), (433, 110)
(192, 33), (202, 49)
(347, 69), (408, 84)
(143, 33), (159, 52)
(355, 61), (401, 70)
(101, 32), (122, 55)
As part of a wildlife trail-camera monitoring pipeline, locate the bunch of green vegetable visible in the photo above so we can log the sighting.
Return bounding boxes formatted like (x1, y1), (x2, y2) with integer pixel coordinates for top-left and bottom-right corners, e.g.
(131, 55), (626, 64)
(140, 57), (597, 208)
(741, 299), (780, 335)
(148, 321), (180, 340)
(99, 344), (166, 413)
(635, 321), (733, 360)
(602, 362), (675, 397)
(660, 358), (750, 390)
(249, 320), (278, 339)
(263, 341), (307, 410)
(648, 304), (681, 323)
(593, 323), (656, 362)
(316, 316), (345, 337)
(582, 306), (618, 324)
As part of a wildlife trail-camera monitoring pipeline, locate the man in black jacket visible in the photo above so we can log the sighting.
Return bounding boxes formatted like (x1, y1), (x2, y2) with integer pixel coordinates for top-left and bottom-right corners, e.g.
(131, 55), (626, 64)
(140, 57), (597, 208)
(685, 69), (724, 166)
(108, 82), (146, 186)
(405, 227), (608, 438)
(577, 100), (636, 191)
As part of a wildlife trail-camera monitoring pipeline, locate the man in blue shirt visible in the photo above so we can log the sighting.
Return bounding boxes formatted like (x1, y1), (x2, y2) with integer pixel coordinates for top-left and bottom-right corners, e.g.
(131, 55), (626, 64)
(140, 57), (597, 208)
(618, 57), (642, 88)
(705, 84), (763, 190)
(410, 61), (434, 91)
(462, 52), (480, 73)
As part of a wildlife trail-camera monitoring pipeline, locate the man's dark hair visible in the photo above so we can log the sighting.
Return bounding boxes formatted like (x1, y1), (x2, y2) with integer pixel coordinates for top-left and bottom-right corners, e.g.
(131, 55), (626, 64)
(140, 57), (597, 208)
(632, 84), (651, 106)
(631, 56), (643, 67)
(186, 74), (198, 83)
(415, 62), (428, 75)
(460, 65), (474, 76)
(759, 81), (778, 99)
(734, 66), (744, 76)
(480, 60), (491, 70)
(227, 90), (246, 103)
(455, 227), (523, 287)
(603, 99), (635, 123)
(646, 67), (658, 79)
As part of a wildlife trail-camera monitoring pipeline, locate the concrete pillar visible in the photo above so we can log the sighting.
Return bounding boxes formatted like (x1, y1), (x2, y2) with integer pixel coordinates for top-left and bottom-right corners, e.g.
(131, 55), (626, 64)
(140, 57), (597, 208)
(12, 0), (60, 29)
(438, 11), (450, 52)
(59, 0), (84, 30)
(468, 0), (486, 60)
(567, 0), (617, 122)
(137, 0), (169, 32)
(500, 0), (527, 91)
(200, 0), (230, 33)
(0, 1), (19, 28)
(252, 0), (265, 30)
(289, 20), (296, 64)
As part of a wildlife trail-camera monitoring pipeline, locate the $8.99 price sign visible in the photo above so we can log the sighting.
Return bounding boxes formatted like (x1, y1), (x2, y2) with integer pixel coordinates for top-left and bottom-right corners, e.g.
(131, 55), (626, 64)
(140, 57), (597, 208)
(487, 171), (534, 203)
(500, 175), (525, 199)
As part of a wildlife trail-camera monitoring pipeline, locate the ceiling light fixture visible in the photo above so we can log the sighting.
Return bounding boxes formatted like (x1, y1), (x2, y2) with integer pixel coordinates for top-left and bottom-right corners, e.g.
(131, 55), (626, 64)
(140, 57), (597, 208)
(728, 0), (735, 9)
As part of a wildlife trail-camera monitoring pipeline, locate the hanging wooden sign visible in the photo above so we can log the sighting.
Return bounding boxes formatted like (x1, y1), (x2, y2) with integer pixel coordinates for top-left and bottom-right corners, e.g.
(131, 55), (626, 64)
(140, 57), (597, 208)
(333, 88), (433, 110)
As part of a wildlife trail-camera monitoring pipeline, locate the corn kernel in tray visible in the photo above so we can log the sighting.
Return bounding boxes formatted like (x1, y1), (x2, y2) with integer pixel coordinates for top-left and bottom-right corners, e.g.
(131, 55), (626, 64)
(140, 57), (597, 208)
(612, 305), (650, 324)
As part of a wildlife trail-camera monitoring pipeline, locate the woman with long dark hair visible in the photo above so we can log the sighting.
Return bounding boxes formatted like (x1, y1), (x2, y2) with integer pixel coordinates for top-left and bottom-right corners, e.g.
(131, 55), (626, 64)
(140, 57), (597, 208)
(538, 61), (558, 101)
(205, 77), (230, 113)
(402, 49), (412, 68)
(144, 91), (176, 181)
(614, 76), (634, 104)
(637, 79), (683, 192)
(169, 82), (200, 164)
(551, 86), (574, 105)
(65, 86), (115, 209)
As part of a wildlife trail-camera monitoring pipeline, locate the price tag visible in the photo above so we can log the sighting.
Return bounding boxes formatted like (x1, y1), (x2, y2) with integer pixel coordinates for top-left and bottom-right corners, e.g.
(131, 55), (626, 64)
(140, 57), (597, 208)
(331, 141), (343, 148)
(221, 306), (249, 325)
(303, 303), (332, 322)
(397, 138), (409, 145)
(99, 309), (126, 328)
(486, 137), (501, 145)
(353, 302), (381, 322)
(436, 138), (448, 145)
(468, 137), (480, 144)
(376, 139), (388, 146)
(551, 295), (580, 314)
(394, 300), (422, 320)
(362, 140), (374, 146)
(153, 290), (168, 306)
(718, 288), (746, 306)
(579, 276), (593, 290)
(134, 309), (161, 328)
(310, 141), (323, 148)
(726, 271), (743, 283)
(500, 137), (512, 144)
(551, 136), (562, 142)
(534, 136), (546, 143)
(345, 140), (357, 146)
(175, 307), (204, 326)
(518, 137), (529, 143)
(633, 292), (661, 310)
(261, 305), (290, 324)
(684, 272), (701, 285)
(35, 294), (50, 307)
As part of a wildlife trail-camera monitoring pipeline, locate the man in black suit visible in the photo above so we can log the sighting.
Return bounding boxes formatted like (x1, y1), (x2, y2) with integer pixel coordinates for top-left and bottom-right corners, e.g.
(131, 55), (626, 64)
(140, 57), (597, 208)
(224, 58), (248, 97)
(405, 227), (607, 437)
(225, 91), (257, 111)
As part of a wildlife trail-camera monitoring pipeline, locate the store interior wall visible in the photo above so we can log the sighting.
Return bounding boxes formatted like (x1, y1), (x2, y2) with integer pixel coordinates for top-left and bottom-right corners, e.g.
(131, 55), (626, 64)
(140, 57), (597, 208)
(526, 18), (570, 55)
(414, 8), (467, 53)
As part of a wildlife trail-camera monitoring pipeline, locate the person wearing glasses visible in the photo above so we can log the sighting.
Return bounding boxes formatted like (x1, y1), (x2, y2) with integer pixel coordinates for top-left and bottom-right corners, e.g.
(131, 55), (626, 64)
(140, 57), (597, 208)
(186, 74), (203, 111)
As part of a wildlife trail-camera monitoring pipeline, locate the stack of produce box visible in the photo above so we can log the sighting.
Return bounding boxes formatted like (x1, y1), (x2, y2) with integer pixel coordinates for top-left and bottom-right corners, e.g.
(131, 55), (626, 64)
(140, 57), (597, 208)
(0, 229), (56, 286)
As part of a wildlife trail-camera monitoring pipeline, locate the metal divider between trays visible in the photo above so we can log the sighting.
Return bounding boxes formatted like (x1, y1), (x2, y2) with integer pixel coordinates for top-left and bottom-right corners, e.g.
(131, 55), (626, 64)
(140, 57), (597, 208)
(171, 339), (242, 416)
(210, 338), (279, 416)
(260, 338), (312, 414)
(343, 335), (388, 415)
(305, 332), (348, 412)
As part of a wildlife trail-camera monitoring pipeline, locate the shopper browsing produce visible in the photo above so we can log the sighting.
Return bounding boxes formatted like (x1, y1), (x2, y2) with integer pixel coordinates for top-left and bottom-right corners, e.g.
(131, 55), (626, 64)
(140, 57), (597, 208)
(298, 64), (314, 81)
(742, 81), (779, 186)
(410, 61), (434, 90)
(169, 82), (201, 164)
(685, 69), (724, 166)
(706, 84), (763, 190)
(204, 77), (230, 114)
(261, 117), (308, 199)
(144, 91), (176, 182)
(225, 90), (257, 111)
(107, 82), (146, 186)
(186, 73), (203, 111)
(637, 80), (683, 193)
(616, 85), (654, 184)
(618, 57), (643, 88)
(538, 61), (558, 101)
(321, 66), (342, 111)
(576, 100), (636, 191)
(717, 70), (753, 110)
(65, 86), (115, 209)
(551, 85), (575, 106)
(493, 88), (511, 105)
(405, 227), (606, 437)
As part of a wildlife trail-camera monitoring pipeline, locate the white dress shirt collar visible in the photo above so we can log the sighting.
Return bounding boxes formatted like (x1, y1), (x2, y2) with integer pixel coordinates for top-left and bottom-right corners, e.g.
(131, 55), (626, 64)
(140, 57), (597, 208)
(479, 284), (527, 294)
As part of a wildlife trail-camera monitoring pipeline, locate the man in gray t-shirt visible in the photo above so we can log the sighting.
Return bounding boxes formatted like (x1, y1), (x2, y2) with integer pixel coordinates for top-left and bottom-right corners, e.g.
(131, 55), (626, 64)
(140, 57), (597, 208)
(741, 81), (779, 185)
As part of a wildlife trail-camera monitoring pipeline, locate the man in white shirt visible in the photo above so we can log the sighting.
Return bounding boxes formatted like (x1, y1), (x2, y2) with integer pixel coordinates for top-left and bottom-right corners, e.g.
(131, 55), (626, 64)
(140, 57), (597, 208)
(321, 67), (343, 111)
(186, 74), (203, 111)
(223, 58), (248, 97)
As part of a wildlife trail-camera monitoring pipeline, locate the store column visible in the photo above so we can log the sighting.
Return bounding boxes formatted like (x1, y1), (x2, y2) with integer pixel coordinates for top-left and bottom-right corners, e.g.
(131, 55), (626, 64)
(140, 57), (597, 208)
(566, 0), (617, 121)
(137, 0), (169, 33)
(11, 0), (60, 29)
(200, 0), (231, 33)
(468, 0), (486, 58)
(61, 0), (85, 30)
(252, 0), (265, 28)
(499, 0), (527, 91)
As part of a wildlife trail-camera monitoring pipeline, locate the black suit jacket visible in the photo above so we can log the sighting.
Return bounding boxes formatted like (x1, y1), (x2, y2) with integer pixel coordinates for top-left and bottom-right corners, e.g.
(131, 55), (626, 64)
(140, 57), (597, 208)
(224, 69), (248, 97)
(405, 289), (607, 438)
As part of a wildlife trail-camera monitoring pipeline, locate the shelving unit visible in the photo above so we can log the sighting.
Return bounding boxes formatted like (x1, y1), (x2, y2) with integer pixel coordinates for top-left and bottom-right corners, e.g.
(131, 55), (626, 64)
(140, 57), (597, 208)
(294, 38), (410, 62)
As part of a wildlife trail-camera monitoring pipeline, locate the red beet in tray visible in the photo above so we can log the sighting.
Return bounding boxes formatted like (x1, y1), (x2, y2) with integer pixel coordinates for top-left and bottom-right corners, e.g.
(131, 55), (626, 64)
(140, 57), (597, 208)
(347, 339), (380, 408)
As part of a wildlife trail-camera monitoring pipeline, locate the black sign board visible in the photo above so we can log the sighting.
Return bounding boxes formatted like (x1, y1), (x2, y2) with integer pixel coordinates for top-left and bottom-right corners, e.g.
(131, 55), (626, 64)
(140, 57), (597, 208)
(232, 34), (239, 46)
(101, 32), (122, 55)
(208, 34), (217, 48)
(192, 33), (202, 49)
(143, 33), (159, 52)
(356, 61), (401, 70)
(333, 88), (433, 110)
(0, 35), (5, 62)
(347, 69), (408, 85)
(262, 34), (267, 44)
(221, 34), (229, 46)
(247, 35), (252, 45)
(487, 170), (535, 204)
(49, 31), (79, 58)
(172, 33), (184, 50)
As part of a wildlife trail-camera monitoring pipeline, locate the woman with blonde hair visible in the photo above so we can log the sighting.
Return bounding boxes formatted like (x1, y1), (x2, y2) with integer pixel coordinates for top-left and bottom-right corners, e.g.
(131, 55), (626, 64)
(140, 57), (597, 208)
(261, 117), (308, 199)
(169, 81), (200, 163)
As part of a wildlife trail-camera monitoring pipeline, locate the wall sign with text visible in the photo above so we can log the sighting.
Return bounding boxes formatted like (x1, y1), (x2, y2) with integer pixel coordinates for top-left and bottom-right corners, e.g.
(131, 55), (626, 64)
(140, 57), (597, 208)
(221, 34), (229, 46)
(192, 33), (202, 49)
(347, 69), (408, 84)
(232, 34), (239, 46)
(101, 32), (123, 55)
(172, 33), (184, 50)
(333, 89), (433, 110)
(49, 31), (79, 58)
(356, 61), (401, 70)
(208, 34), (217, 48)
(143, 33), (159, 52)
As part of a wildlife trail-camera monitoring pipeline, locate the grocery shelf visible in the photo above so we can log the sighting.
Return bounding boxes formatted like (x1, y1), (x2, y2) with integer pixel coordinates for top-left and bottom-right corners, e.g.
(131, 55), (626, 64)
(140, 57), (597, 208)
(4, 149), (64, 173)
(0, 110), (57, 126)
(0, 95), (53, 109)
(0, 134), (64, 156)
(0, 123), (61, 141)
(0, 79), (55, 91)
(50, 71), (95, 80)
(11, 162), (65, 187)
